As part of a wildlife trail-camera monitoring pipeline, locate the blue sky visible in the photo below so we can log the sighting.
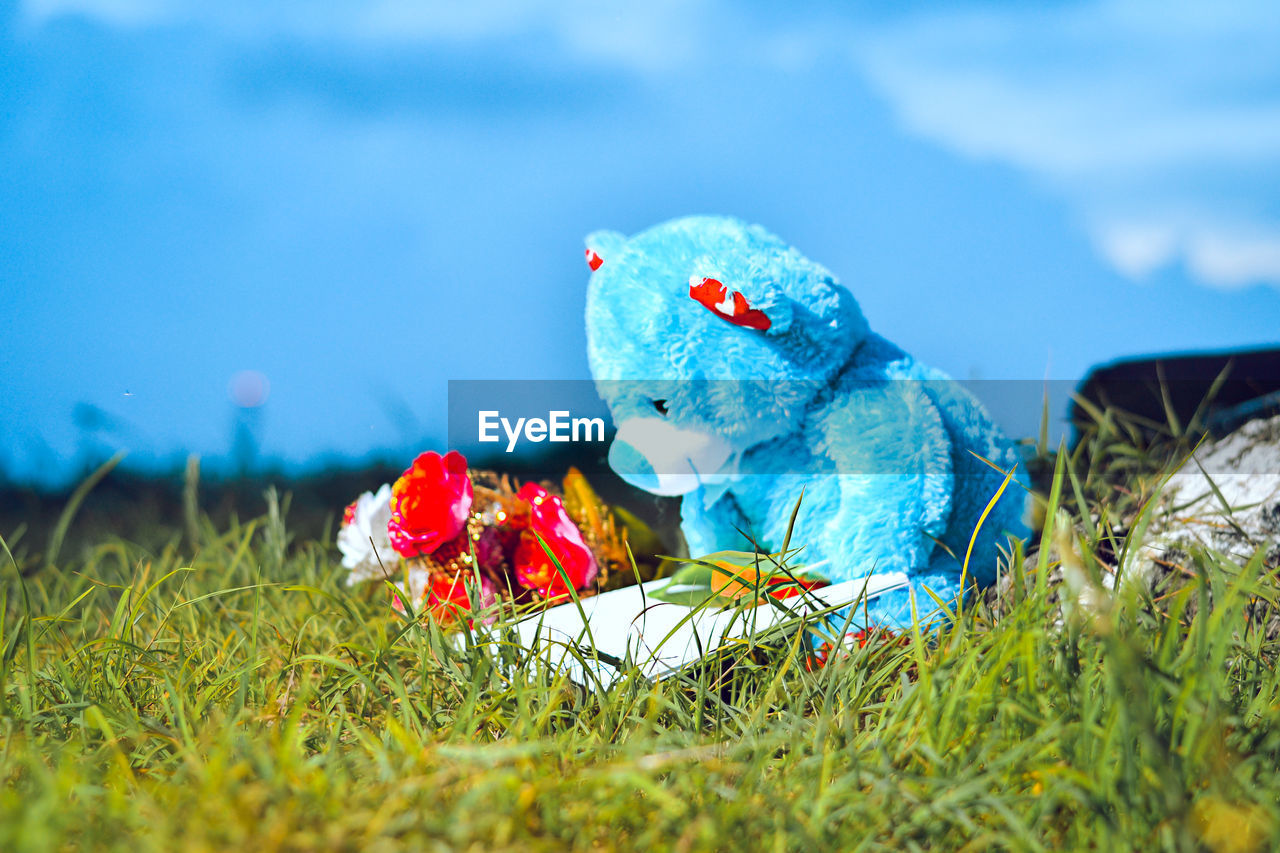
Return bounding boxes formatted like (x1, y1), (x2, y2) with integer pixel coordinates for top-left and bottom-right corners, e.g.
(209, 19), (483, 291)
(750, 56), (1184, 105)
(2, 0), (1279, 484)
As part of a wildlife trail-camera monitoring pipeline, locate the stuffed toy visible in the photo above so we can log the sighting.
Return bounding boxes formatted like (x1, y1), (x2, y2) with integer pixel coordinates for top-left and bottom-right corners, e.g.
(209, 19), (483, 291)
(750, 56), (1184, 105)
(583, 215), (1028, 627)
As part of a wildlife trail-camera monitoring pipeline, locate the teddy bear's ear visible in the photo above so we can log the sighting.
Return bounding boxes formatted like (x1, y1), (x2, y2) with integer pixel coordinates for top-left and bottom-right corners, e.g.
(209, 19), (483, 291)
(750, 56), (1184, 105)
(584, 230), (626, 272)
(688, 277), (793, 334)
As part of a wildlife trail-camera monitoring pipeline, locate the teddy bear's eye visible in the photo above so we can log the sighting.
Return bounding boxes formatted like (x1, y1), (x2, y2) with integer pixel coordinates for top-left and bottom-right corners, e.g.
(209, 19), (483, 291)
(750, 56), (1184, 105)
(651, 399), (670, 417)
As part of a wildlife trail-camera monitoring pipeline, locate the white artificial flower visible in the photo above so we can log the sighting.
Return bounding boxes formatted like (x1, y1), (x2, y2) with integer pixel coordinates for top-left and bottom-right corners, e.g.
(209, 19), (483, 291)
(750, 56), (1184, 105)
(338, 483), (396, 586)
(391, 563), (431, 614)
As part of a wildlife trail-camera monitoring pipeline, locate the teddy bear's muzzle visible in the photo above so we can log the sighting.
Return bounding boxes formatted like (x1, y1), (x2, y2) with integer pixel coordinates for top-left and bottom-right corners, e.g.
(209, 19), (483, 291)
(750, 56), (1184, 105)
(607, 417), (733, 497)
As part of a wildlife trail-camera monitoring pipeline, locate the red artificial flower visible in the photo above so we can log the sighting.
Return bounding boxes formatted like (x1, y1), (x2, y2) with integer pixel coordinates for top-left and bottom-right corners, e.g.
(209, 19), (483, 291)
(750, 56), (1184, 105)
(424, 570), (495, 625)
(388, 451), (473, 558)
(392, 569), (495, 626)
(512, 482), (598, 601)
(804, 628), (900, 672)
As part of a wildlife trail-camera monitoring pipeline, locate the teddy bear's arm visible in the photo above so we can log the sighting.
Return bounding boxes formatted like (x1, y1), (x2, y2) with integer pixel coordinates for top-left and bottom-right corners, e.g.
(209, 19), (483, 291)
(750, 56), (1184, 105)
(679, 488), (752, 556)
(812, 380), (954, 580)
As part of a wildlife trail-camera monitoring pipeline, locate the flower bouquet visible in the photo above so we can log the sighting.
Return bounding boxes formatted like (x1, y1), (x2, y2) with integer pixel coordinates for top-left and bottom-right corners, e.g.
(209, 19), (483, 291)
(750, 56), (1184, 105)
(337, 450), (654, 626)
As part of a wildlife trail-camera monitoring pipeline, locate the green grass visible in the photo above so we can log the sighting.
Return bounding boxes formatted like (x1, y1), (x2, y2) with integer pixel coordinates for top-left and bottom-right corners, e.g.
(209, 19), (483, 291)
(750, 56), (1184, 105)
(1, 424), (1279, 851)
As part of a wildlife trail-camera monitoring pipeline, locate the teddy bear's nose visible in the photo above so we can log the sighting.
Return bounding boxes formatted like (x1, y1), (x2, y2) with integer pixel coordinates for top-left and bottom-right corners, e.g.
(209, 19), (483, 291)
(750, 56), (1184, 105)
(608, 439), (661, 493)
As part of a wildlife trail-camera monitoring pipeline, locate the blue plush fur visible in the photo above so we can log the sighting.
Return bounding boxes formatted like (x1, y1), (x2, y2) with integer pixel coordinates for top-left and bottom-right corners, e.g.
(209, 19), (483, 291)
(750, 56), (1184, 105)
(584, 216), (1028, 626)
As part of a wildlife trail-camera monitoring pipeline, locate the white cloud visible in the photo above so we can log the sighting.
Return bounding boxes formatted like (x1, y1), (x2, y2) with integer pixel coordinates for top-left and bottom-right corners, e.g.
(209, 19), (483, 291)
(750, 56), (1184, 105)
(852, 0), (1280, 289)
(22, 0), (1280, 288)
(1094, 222), (1178, 280)
(1092, 219), (1280, 287)
(1187, 227), (1280, 286)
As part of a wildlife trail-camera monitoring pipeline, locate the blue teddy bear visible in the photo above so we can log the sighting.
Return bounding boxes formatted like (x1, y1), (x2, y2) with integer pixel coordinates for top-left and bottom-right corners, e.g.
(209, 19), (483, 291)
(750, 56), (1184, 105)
(584, 215), (1028, 626)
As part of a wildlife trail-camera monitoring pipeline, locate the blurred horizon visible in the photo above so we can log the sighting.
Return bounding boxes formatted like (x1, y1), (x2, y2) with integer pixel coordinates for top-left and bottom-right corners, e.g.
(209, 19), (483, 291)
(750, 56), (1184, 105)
(3, 0), (1279, 487)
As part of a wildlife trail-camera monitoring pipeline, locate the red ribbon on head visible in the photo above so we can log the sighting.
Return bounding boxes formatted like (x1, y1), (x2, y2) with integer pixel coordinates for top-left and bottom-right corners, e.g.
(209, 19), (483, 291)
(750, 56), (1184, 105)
(585, 248), (604, 271)
(688, 276), (771, 331)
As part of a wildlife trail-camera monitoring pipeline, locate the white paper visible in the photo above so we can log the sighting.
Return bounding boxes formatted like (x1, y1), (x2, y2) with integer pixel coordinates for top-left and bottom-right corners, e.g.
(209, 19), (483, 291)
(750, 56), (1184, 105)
(486, 572), (911, 684)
